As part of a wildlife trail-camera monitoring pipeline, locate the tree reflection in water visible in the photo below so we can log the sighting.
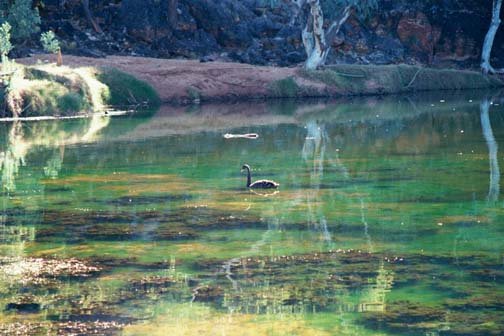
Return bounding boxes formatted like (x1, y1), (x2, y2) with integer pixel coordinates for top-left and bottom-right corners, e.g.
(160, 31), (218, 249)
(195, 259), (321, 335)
(302, 120), (333, 246)
(0, 115), (110, 192)
(0, 122), (27, 192)
(0, 116), (111, 257)
(480, 98), (500, 202)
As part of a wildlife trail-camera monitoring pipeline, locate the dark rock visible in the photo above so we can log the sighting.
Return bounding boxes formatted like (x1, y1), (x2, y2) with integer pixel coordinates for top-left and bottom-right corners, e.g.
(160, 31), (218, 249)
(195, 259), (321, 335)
(276, 25), (302, 45)
(17, 0), (504, 68)
(77, 47), (107, 58)
(200, 55), (215, 62)
(249, 16), (282, 38)
(374, 36), (404, 61)
(396, 11), (440, 62)
(185, 0), (255, 47)
(168, 29), (220, 57)
(286, 51), (305, 64)
(120, 0), (172, 43)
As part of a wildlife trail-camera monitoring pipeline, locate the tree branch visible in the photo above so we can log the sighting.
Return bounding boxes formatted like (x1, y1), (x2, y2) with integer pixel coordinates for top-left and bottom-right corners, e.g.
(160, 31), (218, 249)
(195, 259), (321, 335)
(326, 5), (352, 39)
(82, 0), (102, 34)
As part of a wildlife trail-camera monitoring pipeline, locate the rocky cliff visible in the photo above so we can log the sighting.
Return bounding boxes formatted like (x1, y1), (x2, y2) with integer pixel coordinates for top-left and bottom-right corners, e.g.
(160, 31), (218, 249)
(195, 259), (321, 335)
(29, 0), (504, 68)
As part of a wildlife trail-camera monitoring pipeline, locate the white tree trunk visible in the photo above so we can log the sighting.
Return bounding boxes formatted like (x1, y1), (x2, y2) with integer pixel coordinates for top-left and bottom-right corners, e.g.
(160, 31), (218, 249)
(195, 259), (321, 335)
(480, 99), (500, 202)
(302, 1), (351, 70)
(304, 0), (327, 70)
(481, 0), (503, 74)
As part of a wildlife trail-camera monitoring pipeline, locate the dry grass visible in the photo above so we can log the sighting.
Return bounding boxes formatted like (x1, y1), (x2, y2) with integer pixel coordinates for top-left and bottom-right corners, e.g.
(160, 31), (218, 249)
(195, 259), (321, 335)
(300, 64), (503, 95)
(1, 62), (159, 118)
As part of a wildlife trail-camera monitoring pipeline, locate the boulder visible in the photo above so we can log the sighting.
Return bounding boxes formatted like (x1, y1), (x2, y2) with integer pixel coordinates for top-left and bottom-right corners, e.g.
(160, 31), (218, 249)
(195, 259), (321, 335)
(185, 0), (256, 47)
(120, 0), (174, 42)
(397, 11), (440, 61)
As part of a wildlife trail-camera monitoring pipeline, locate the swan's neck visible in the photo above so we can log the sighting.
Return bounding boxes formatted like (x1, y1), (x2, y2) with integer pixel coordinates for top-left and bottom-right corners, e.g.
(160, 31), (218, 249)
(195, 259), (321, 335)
(246, 167), (251, 187)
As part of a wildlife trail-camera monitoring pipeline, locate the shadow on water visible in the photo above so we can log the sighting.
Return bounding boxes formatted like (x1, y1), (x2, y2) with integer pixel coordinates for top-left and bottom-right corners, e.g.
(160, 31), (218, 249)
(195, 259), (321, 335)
(1, 91), (504, 335)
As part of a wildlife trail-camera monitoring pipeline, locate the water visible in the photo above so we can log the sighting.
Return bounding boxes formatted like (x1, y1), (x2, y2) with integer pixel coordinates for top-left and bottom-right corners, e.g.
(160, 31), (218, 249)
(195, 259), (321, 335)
(0, 92), (503, 335)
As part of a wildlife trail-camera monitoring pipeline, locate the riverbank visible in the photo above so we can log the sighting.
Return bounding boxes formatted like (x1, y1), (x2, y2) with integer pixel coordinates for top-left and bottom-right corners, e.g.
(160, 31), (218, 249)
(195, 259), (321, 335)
(12, 55), (504, 116)
(1, 58), (160, 118)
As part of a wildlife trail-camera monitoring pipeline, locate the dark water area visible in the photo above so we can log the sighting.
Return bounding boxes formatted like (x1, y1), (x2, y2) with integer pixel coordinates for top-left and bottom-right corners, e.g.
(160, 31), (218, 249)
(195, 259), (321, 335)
(0, 92), (503, 335)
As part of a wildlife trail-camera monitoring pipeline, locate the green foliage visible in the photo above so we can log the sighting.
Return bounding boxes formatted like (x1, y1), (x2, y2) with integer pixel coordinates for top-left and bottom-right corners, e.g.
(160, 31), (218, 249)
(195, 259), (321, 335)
(40, 31), (60, 54)
(186, 86), (201, 101)
(97, 67), (161, 107)
(57, 92), (86, 113)
(2, 62), (161, 117)
(21, 77), (89, 116)
(22, 80), (69, 116)
(269, 77), (300, 98)
(0, 21), (12, 61)
(321, 0), (378, 20)
(300, 64), (503, 95)
(7, 0), (41, 40)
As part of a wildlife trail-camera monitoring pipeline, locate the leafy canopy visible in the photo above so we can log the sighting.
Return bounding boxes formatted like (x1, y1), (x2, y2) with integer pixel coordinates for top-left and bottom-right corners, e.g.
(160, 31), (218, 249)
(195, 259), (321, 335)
(0, 21), (12, 58)
(2, 0), (41, 40)
(41, 31), (60, 54)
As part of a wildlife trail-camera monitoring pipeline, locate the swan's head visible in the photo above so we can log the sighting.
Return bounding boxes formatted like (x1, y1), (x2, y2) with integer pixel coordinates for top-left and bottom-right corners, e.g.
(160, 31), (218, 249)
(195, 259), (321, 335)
(241, 164), (250, 172)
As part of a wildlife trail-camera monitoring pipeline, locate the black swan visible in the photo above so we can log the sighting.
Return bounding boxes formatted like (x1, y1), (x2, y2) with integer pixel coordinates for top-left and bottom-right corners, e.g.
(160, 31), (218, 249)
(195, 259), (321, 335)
(241, 164), (279, 189)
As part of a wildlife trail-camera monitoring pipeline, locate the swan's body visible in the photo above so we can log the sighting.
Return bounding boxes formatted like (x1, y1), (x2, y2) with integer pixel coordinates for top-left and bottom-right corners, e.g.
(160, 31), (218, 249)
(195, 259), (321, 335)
(241, 164), (279, 189)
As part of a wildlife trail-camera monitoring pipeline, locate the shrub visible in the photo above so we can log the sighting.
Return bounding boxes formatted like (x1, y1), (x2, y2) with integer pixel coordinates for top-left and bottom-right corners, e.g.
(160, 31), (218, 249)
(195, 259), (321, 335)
(40, 31), (60, 54)
(269, 77), (300, 98)
(97, 67), (161, 107)
(57, 92), (86, 114)
(0, 21), (12, 64)
(7, 0), (40, 40)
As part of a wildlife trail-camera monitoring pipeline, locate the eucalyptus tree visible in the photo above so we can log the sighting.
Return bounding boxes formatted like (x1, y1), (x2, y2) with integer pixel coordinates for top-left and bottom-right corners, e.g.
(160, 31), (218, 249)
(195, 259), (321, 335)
(295, 0), (377, 70)
(481, 0), (503, 74)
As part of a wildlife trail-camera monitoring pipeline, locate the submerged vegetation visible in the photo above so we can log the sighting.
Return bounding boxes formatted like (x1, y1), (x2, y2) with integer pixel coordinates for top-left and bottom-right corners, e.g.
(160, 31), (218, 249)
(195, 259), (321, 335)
(0, 1), (504, 334)
(1, 95), (503, 334)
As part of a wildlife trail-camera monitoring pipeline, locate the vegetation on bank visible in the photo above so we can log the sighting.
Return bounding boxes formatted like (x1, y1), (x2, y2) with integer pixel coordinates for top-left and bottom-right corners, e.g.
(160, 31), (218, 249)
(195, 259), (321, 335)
(0, 7), (159, 119)
(0, 62), (161, 118)
(267, 64), (503, 99)
(307, 64), (504, 93)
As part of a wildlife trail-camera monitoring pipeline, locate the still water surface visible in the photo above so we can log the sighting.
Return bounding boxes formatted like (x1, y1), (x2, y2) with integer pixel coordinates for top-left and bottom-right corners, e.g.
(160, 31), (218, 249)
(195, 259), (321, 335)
(0, 92), (503, 335)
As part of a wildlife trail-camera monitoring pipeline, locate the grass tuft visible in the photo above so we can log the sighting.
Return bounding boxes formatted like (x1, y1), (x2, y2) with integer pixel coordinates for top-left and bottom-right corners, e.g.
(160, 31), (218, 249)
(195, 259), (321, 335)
(269, 77), (300, 98)
(97, 67), (161, 108)
(57, 91), (87, 113)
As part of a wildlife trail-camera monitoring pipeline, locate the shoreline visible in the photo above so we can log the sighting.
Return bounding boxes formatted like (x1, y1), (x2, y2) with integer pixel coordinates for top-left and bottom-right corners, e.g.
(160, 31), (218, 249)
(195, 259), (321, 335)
(18, 55), (503, 107)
